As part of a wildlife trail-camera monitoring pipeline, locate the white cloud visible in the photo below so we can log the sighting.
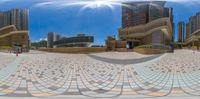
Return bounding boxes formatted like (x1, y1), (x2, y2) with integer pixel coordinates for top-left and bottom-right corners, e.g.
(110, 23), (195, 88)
(39, 38), (47, 41)
(32, 38), (47, 43)
(0, 0), (13, 4)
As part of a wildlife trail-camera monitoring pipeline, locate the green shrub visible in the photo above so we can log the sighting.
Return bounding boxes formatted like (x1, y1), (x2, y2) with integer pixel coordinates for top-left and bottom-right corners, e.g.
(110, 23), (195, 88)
(0, 46), (11, 49)
(135, 44), (152, 49)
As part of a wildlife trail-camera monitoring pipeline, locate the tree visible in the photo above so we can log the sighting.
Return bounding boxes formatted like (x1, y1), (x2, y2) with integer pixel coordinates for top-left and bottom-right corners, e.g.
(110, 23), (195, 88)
(31, 40), (47, 49)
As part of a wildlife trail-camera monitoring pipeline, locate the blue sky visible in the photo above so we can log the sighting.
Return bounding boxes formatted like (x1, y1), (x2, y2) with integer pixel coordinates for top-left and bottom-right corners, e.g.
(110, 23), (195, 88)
(0, 0), (200, 45)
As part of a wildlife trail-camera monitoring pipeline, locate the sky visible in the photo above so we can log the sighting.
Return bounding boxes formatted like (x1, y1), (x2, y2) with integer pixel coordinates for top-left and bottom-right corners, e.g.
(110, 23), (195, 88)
(0, 0), (200, 45)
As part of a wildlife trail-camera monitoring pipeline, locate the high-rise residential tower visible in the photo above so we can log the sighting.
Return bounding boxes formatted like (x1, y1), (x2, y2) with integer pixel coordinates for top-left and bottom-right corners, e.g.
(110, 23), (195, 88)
(186, 12), (200, 50)
(186, 23), (189, 39)
(47, 32), (54, 48)
(0, 12), (4, 28)
(178, 21), (185, 43)
(0, 9), (28, 30)
(47, 32), (60, 48)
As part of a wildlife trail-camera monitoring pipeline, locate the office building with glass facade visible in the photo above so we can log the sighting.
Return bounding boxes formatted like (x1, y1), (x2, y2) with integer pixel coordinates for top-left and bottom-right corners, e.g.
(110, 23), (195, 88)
(54, 34), (94, 47)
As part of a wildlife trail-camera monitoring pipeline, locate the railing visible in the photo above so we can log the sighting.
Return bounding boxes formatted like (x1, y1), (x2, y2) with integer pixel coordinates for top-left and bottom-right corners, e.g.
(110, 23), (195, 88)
(119, 18), (172, 39)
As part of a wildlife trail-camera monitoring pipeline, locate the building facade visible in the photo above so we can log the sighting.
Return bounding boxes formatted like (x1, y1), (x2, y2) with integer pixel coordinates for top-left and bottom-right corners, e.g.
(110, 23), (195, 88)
(0, 9), (29, 52)
(47, 32), (60, 48)
(178, 21), (185, 43)
(0, 9), (28, 30)
(117, 1), (174, 50)
(0, 25), (29, 52)
(186, 23), (189, 39)
(106, 36), (126, 51)
(186, 12), (200, 50)
(122, 2), (149, 28)
(54, 34), (94, 47)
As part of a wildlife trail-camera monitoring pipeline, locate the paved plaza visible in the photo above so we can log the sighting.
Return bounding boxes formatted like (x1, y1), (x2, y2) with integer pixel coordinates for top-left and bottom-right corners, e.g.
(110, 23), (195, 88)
(0, 50), (200, 98)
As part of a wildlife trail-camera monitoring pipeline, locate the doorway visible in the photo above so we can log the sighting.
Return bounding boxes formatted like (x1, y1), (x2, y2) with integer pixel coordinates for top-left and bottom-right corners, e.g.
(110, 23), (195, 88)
(127, 41), (134, 49)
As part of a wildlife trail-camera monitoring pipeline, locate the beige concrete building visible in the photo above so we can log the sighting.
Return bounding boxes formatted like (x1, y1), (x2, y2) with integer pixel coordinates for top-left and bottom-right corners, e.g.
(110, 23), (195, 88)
(106, 1), (174, 51)
(106, 36), (126, 51)
(0, 25), (29, 52)
(119, 18), (173, 49)
(186, 30), (200, 50)
(186, 12), (200, 50)
(177, 21), (186, 48)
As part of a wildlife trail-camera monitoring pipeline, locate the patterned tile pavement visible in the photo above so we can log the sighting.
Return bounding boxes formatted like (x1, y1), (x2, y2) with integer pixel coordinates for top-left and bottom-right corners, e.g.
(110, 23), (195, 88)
(0, 50), (200, 98)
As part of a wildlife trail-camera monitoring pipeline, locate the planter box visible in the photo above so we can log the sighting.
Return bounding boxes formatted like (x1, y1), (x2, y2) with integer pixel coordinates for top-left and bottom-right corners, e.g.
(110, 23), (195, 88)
(115, 48), (128, 52)
(134, 48), (167, 55)
(38, 47), (106, 54)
